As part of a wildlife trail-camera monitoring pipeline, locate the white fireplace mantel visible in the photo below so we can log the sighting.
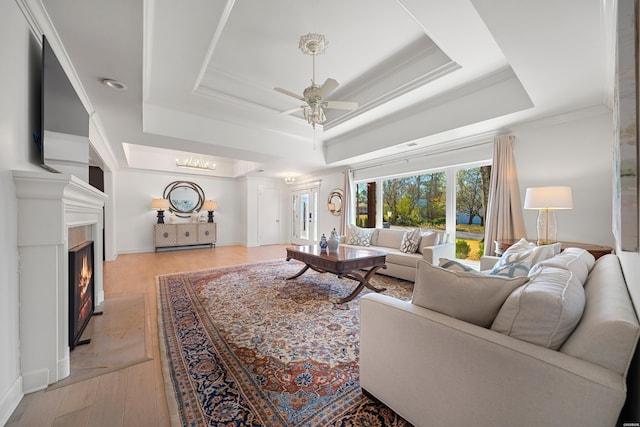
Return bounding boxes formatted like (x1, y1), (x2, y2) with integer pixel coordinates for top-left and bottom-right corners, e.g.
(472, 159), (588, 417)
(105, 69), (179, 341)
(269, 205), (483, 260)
(13, 170), (107, 393)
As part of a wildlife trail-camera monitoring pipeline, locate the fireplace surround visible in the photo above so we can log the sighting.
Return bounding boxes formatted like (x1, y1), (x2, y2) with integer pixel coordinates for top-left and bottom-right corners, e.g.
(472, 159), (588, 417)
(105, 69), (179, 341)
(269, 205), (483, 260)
(13, 170), (106, 392)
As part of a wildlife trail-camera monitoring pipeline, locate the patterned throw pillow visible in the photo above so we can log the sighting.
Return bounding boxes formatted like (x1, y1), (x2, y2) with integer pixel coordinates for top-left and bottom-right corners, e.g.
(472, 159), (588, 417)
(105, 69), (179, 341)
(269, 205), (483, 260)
(490, 238), (561, 278)
(439, 258), (475, 272)
(346, 225), (375, 246)
(400, 228), (422, 253)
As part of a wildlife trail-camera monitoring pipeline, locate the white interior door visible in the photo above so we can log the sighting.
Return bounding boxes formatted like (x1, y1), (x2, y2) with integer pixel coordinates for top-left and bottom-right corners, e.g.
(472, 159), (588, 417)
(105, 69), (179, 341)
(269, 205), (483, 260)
(291, 187), (318, 245)
(258, 186), (280, 245)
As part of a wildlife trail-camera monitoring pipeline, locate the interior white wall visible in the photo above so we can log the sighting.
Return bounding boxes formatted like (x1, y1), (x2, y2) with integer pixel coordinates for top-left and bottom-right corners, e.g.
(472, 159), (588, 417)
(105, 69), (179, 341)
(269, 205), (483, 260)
(0, 1), (44, 422)
(114, 170), (243, 253)
(512, 108), (615, 246)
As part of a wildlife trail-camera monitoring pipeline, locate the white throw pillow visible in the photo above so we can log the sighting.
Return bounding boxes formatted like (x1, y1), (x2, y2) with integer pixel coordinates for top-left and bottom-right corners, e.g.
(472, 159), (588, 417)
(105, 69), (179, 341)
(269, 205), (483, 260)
(490, 238), (561, 276)
(535, 248), (595, 285)
(416, 231), (438, 254)
(491, 264), (585, 350)
(400, 228), (422, 253)
(346, 225), (375, 246)
(412, 260), (529, 328)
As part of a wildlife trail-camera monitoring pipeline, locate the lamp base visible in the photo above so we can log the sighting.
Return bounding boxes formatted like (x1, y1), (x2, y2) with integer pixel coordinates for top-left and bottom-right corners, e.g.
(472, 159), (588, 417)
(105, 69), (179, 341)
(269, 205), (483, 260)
(207, 211), (214, 223)
(157, 209), (165, 224)
(536, 209), (557, 246)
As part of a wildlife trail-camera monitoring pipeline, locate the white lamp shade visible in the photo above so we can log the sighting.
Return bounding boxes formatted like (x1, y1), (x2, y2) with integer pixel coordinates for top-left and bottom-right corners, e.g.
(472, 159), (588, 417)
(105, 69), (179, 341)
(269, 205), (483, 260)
(203, 200), (218, 211)
(524, 186), (573, 210)
(151, 198), (170, 209)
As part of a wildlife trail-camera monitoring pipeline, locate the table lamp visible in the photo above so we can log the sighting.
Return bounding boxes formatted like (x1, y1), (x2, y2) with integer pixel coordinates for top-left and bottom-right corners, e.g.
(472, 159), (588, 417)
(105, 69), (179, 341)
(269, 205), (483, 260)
(203, 200), (218, 223)
(151, 198), (170, 224)
(524, 186), (573, 245)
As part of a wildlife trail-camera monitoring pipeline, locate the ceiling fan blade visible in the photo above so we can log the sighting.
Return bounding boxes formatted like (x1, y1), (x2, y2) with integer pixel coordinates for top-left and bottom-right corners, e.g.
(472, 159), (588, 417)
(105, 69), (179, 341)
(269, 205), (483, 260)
(324, 100), (358, 110)
(274, 87), (305, 101)
(317, 78), (339, 98)
(279, 106), (303, 116)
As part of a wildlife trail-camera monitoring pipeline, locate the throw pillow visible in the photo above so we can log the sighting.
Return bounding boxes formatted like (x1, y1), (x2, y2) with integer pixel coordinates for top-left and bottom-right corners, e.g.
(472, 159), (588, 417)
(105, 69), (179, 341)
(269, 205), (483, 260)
(346, 225), (375, 246)
(535, 248), (595, 285)
(491, 238), (561, 275)
(412, 260), (529, 328)
(491, 264), (585, 350)
(439, 258), (475, 272)
(400, 228), (422, 253)
(416, 231), (438, 254)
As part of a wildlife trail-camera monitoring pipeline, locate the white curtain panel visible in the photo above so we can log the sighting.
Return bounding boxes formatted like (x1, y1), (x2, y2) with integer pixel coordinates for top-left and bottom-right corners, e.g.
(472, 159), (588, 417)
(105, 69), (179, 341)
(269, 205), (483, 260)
(341, 168), (355, 236)
(484, 135), (526, 256)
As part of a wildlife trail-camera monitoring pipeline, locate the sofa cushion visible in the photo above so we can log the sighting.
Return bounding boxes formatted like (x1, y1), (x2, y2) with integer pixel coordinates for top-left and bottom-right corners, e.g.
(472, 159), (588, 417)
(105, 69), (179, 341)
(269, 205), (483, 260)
(412, 260), (529, 328)
(490, 238), (561, 276)
(386, 250), (422, 268)
(375, 228), (406, 249)
(491, 264), (585, 350)
(346, 225), (375, 246)
(415, 231), (438, 254)
(400, 228), (422, 253)
(560, 255), (640, 375)
(535, 247), (595, 284)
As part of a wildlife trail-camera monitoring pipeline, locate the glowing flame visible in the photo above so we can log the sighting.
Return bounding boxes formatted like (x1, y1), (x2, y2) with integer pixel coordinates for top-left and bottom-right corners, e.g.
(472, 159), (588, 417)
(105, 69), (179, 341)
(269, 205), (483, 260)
(78, 253), (93, 300)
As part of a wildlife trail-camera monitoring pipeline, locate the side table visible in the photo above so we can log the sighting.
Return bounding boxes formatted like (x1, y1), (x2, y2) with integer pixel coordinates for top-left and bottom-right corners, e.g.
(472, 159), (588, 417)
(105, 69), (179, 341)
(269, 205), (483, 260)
(494, 240), (613, 260)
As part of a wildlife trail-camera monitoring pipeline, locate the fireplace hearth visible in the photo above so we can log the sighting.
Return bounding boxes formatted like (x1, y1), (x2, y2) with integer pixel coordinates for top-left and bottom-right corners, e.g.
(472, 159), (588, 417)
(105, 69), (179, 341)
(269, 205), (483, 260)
(69, 241), (94, 350)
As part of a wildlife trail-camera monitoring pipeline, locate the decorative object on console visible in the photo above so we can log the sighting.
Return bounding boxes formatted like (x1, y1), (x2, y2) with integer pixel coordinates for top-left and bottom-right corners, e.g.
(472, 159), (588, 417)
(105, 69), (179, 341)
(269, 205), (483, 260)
(202, 200), (218, 223)
(151, 198), (170, 224)
(163, 181), (205, 218)
(175, 154), (216, 171)
(319, 233), (328, 252)
(523, 186), (573, 245)
(327, 227), (340, 253)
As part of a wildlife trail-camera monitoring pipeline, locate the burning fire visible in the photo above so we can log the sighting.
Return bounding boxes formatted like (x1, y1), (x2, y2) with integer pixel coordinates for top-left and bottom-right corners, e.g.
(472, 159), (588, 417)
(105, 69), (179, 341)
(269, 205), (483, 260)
(78, 253), (93, 300)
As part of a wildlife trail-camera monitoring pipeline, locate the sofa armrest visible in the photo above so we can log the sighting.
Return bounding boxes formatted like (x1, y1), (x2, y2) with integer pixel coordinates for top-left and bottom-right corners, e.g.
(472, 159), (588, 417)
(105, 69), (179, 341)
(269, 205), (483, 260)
(480, 255), (500, 270)
(360, 294), (625, 427)
(421, 243), (455, 264)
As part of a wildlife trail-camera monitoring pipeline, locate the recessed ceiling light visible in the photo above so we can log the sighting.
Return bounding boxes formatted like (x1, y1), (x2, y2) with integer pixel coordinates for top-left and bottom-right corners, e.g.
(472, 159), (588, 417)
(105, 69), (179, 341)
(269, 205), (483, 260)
(101, 78), (128, 90)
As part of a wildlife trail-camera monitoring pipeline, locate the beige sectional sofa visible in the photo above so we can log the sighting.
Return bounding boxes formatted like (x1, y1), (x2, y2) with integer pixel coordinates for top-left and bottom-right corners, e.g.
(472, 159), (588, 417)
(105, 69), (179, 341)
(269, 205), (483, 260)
(339, 227), (455, 282)
(360, 246), (639, 427)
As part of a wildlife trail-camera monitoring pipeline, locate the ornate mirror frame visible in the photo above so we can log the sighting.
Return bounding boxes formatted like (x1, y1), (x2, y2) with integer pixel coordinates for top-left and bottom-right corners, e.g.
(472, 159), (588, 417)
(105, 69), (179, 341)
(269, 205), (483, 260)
(327, 188), (344, 216)
(163, 181), (205, 218)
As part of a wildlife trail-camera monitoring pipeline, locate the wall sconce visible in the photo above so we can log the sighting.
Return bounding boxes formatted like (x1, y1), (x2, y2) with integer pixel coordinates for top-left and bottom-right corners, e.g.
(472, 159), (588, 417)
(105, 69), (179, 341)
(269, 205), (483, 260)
(524, 186), (573, 245)
(151, 198), (170, 224)
(202, 200), (218, 223)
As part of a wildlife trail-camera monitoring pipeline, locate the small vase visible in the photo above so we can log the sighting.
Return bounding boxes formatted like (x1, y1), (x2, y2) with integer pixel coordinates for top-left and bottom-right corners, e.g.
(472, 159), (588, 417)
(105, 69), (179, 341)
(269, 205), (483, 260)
(319, 233), (328, 252)
(327, 228), (339, 253)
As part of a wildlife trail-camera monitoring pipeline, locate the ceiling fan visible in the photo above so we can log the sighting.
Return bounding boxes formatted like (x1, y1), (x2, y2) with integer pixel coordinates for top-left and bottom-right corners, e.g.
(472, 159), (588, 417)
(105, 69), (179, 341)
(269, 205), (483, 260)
(274, 33), (358, 129)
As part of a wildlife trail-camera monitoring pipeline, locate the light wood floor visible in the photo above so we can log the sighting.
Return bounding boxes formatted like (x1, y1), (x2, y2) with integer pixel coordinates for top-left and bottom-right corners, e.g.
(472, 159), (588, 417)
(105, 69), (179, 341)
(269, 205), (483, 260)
(7, 244), (290, 427)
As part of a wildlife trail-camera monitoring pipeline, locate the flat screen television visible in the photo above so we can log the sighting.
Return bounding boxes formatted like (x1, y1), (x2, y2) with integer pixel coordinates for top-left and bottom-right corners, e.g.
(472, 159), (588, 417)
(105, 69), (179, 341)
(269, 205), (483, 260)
(33, 35), (89, 173)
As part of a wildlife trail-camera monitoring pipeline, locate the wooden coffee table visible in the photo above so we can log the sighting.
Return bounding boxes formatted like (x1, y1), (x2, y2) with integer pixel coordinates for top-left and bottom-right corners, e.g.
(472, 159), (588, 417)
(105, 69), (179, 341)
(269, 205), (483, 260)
(285, 245), (387, 303)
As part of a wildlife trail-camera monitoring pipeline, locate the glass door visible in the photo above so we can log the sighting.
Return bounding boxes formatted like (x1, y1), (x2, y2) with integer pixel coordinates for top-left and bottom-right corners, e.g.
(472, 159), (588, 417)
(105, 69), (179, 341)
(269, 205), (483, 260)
(291, 188), (318, 245)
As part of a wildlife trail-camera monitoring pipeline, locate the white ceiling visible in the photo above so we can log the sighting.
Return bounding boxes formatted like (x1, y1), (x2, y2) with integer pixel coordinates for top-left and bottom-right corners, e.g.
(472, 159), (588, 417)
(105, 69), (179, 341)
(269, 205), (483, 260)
(24, 0), (613, 179)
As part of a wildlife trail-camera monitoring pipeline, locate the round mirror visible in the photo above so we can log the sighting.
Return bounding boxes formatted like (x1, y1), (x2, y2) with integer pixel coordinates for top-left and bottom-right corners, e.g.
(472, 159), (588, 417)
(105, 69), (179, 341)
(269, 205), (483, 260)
(328, 189), (343, 216)
(163, 181), (205, 218)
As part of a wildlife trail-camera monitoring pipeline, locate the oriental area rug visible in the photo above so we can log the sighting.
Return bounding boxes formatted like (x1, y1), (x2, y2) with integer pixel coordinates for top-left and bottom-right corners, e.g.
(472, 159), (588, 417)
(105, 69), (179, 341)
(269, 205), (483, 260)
(157, 260), (413, 426)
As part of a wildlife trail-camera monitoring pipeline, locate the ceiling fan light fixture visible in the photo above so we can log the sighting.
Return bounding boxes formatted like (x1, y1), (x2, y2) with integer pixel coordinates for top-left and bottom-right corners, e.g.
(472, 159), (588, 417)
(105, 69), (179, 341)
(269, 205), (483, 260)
(299, 33), (328, 55)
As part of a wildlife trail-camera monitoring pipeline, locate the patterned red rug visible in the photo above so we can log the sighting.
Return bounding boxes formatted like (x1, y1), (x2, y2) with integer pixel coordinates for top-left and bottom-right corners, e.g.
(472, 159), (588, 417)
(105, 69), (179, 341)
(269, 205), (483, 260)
(157, 260), (413, 426)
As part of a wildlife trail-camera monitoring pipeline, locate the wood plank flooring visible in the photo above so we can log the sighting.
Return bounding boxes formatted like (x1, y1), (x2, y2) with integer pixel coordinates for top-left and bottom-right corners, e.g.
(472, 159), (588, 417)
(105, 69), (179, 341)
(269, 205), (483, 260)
(6, 244), (290, 427)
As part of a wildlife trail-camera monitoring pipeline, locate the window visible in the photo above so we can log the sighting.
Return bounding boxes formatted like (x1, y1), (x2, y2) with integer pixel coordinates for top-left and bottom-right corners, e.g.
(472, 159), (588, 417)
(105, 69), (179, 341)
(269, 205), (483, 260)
(455, 165), (491, 261)
(353, 163), (491, 262)
(382, 172), (446, 229)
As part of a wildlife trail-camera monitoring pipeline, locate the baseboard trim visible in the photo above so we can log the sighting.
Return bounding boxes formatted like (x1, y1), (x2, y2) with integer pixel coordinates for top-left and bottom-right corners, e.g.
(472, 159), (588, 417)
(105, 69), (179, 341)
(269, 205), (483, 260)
(0, 375), (23, 426)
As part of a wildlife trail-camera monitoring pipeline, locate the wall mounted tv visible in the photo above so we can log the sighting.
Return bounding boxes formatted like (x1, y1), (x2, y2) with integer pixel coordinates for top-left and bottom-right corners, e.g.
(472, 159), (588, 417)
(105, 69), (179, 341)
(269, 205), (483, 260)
(36, 35), (90, 175)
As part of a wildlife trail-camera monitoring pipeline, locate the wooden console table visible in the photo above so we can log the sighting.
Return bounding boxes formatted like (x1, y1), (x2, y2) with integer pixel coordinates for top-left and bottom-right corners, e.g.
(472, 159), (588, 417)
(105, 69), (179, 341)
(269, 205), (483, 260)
(494, 239), (612, 259)
(155, 223), (216, 251)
